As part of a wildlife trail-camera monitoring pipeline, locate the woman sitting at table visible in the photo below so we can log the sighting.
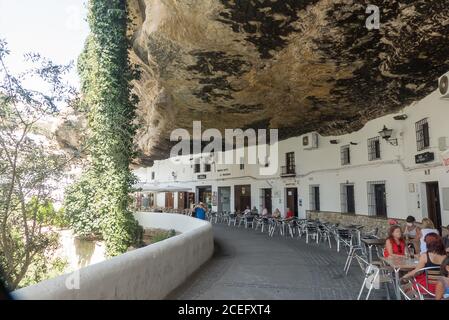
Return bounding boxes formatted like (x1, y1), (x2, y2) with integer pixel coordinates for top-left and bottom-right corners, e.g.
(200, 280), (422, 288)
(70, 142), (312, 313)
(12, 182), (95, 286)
(384, 225), (406, 257)
(416, 218), (439, 254)
(272, 208), (281, 219)
(402, 233), (447, 294)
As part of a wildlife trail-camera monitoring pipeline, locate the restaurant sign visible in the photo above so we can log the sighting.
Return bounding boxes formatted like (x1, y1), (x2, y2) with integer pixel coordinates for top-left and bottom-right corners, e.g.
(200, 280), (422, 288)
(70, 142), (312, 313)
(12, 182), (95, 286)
(197, 174), (207, 179)
(415, 152), (434, 164)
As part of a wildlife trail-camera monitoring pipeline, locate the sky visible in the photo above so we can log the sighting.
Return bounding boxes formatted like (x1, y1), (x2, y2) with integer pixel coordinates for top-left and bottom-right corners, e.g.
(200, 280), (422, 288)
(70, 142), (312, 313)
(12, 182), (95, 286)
(0, 0), (90, 89)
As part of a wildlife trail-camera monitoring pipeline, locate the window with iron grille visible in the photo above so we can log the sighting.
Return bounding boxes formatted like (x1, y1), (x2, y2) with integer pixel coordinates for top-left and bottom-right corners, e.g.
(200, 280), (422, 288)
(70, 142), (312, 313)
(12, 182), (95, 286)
(340, 183), (355, 214)
(367, 181), (387, 217)
(204, 163), (211, 172)
(367, 136), (381, 161)
(341, 145), (351, 165)
(194, 162), (201, 173)
(415, 118), (430, 151)
(309, 185), (320, 211)
(240, 157), (245, 170)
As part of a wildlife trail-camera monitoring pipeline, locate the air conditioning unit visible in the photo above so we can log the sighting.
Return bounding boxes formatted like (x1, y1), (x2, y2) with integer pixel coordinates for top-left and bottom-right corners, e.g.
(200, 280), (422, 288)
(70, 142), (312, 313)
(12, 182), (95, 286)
(302, 132), (319, 150)
(439, 72), (449, 98)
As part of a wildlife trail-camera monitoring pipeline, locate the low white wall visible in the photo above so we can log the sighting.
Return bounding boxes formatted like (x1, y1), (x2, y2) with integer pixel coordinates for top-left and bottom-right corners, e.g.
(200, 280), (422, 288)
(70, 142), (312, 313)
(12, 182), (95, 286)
(13, 213), (214, 300)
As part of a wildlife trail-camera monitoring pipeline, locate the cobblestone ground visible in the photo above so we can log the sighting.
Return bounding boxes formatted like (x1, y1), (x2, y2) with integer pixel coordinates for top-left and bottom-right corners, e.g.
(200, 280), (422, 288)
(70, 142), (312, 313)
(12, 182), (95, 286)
(169, 223), (390, 300)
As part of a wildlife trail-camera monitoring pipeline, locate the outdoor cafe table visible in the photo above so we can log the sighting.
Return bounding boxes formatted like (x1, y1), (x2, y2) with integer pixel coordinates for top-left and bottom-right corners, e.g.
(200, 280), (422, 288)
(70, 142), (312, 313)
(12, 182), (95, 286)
(380, 255), (419, 300)
(361, 238), (386, 263)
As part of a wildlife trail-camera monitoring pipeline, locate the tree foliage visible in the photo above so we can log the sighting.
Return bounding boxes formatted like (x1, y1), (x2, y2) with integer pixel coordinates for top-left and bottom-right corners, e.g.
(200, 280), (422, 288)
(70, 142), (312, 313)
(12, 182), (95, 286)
(0, 39), (73, 289)
(65, 0), (141, 256)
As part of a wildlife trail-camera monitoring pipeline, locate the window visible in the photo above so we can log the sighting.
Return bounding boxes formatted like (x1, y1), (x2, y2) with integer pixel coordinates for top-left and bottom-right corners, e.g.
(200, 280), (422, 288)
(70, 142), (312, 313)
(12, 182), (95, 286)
(309, 185), (320, 211)
(367, 181), (387, 217)
(416, 118), (430, 151)
(367, 137), (381, 161)
(204, 163), (211, 172)
(341, 145), (351, 165)
(340, 184), (355, 214)
(286, 152), (295, 174)
(151, 172), (155, 180)
(239, 157), (244, 170)
(194, 162), (201, 173)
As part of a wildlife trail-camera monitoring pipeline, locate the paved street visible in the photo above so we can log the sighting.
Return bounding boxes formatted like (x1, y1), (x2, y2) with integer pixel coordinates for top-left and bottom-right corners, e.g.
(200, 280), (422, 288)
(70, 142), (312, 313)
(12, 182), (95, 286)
(169, 224), (388, 300)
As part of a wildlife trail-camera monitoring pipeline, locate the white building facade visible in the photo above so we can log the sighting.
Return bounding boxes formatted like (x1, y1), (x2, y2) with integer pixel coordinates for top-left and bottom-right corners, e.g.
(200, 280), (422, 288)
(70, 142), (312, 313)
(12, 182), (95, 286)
(134, 90), (449, 231)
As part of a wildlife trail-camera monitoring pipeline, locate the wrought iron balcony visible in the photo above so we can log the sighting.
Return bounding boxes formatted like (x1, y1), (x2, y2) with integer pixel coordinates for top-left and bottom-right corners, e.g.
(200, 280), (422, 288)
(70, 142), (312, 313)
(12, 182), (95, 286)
(281, 165), (296, 177)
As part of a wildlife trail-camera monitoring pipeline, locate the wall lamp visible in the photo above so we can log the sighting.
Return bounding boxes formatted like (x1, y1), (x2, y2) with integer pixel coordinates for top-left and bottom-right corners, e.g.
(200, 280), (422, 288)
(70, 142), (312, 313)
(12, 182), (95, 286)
(379, 125), (398, 146)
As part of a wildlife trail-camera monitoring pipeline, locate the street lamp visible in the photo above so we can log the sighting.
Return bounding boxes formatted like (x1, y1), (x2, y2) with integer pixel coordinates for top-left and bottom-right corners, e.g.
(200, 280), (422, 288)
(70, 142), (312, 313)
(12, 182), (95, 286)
(379, 125), (398, 146)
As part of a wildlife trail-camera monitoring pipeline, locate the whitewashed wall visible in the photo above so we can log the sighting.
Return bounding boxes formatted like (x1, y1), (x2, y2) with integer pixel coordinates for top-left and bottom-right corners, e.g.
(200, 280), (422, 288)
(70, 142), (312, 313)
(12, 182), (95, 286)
(134, 89), (449, 225)
(13, 213), (214, 300)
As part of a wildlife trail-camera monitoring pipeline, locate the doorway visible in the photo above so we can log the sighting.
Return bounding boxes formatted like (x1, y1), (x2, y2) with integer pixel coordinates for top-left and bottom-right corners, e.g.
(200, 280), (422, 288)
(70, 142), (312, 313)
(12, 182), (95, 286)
(197, 186), (212, 208)
(341, 184), (355, 214)
(218, 187), (231, 213)
(286, 188), (298, 217)
(261, 188), (272, 214)
(374, 184), (387, 217)
(165, 192), (174, 209)
(234, 184), (251, 212)
(426, 182), (442, 233)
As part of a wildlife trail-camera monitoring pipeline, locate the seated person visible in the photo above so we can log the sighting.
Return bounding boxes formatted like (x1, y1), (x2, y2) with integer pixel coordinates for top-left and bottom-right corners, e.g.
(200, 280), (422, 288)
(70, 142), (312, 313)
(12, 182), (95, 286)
(261, 208), (269, 217)
(442, 224), (449, 253)
(416, 218), (439, 254)
(403, 215), (420, 239)
(242, 206), (251, 215)
(435, 256), (449, 300)
(402, 233), (447, 294)
(384, 225), (406, 257)
(285, 207), (295, 220)
(251, 206), (259, 215)
(272, 208), (281, 219)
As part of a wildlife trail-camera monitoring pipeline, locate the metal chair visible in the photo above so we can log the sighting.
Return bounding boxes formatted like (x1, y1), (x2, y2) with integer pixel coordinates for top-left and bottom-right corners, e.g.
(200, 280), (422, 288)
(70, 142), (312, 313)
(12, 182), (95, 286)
(318, 223), (332, 248)
(336, 228), (352, 252)
(305, 223), (319, 244)
(356, 255), (393, 300)
(269, 218), (284, 237)
(400, 266), (441, 300)
(228, 212), (237, 226)
(244, 215), (255, 229)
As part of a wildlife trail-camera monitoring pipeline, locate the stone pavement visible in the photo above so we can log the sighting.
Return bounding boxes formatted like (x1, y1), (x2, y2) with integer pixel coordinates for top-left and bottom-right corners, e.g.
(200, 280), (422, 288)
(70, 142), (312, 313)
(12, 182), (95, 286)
(169, 224), (389, 300)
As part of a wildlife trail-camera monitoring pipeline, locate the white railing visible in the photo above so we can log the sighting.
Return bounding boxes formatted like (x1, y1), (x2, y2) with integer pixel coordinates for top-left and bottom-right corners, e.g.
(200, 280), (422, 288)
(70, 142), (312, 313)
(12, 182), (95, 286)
(13, 213), (214, 300)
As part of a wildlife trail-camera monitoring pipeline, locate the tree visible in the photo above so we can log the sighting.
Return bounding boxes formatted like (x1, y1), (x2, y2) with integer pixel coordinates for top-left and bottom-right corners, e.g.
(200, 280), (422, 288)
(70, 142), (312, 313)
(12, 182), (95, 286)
(0, 40), (74, 289)
(65, 0), (141, 256)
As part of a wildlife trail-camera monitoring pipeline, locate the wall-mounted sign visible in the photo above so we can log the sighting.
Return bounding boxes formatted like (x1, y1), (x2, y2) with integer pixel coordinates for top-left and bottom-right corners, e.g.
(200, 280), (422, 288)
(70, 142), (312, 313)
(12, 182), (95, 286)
(415, 152), (434, 164)
(442, 149), (449, 173)
(197, 174), (207, 179)
(220, 173), (231, 177)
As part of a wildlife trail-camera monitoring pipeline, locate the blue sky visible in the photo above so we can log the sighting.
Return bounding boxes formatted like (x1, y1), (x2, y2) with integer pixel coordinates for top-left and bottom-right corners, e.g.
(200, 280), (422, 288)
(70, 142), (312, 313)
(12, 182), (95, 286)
(0, 0), (89, 88)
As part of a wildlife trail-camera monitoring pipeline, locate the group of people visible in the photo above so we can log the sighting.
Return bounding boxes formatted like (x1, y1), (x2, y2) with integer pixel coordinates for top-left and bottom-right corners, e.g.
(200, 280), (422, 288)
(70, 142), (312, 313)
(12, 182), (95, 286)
(383, 216), (449, 300)
(238, 206), (296, 220)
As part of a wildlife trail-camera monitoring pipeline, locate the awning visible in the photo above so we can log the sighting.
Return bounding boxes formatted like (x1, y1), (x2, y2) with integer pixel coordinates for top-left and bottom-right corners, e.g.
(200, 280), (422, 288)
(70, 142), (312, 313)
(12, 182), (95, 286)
(135, 184), (193, 193)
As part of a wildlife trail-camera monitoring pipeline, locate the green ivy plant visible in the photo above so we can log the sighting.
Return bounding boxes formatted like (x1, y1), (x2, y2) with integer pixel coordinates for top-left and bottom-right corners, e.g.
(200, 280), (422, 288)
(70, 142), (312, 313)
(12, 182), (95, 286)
(65, 0), (141, 256)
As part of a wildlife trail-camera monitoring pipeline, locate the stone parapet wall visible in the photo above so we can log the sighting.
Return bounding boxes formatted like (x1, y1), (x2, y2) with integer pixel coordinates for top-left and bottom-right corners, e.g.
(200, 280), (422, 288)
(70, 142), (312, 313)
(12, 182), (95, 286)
(306, 211), (423, 238)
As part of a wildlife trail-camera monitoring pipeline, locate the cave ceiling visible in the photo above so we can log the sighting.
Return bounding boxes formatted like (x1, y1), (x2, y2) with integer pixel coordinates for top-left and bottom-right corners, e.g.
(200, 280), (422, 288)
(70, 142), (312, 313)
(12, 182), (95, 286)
(126, 0), (449, 165)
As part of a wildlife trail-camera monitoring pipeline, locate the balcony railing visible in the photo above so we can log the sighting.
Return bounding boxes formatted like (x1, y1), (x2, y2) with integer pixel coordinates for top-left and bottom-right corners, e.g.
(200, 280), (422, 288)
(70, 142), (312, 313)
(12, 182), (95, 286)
(281, 165), (296, 176)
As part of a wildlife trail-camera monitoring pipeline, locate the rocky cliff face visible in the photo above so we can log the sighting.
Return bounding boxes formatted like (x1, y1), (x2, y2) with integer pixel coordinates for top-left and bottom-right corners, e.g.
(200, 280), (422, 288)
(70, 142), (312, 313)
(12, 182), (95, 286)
(60, 0), (449, 166)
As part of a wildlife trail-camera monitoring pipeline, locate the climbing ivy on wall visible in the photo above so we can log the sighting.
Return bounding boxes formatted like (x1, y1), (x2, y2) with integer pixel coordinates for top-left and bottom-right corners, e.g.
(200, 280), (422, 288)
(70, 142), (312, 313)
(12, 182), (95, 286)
(65, 0), (141, 256)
